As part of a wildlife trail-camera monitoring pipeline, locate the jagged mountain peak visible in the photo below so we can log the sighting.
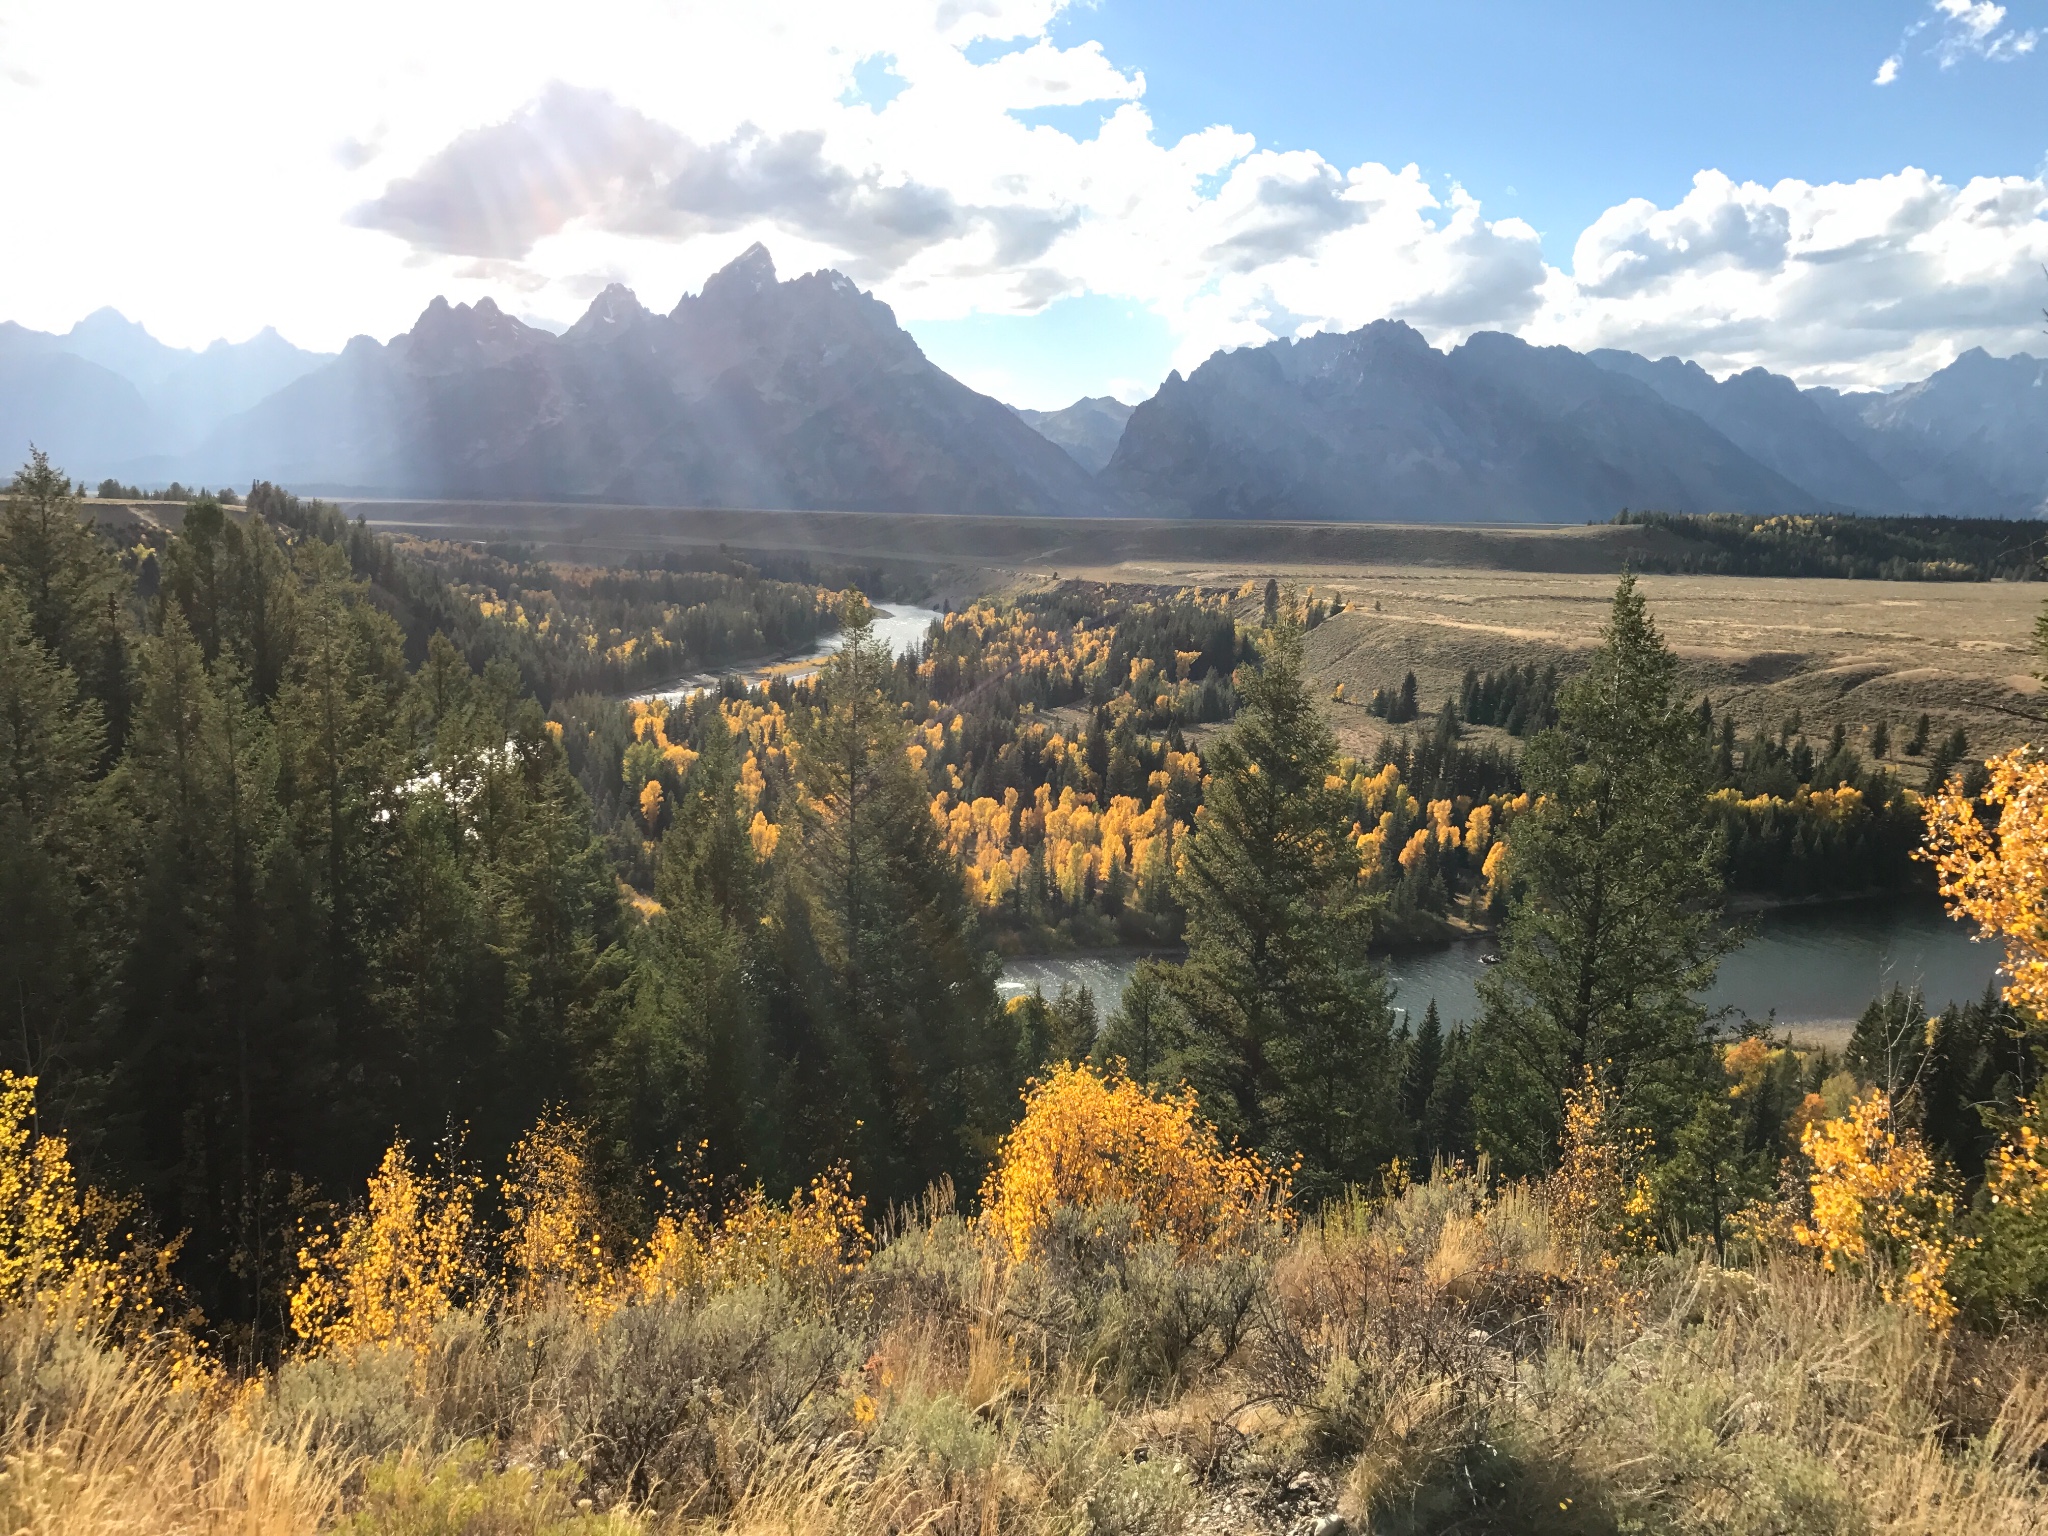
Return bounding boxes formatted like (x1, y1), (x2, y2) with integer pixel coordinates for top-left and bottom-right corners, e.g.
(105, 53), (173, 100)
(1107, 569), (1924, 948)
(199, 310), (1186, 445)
(698, 241), (778, 305)
(566, 283), (652, 340)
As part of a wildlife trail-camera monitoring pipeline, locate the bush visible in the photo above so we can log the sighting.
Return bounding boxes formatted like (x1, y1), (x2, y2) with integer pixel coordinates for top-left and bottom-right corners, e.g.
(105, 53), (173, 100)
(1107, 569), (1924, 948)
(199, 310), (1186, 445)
(979, 1062), (1291, 1262)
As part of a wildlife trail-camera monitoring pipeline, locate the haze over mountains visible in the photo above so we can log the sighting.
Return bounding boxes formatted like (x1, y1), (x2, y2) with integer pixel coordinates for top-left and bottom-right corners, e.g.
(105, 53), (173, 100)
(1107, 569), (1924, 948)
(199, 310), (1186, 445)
(4, 245), (2043, 521)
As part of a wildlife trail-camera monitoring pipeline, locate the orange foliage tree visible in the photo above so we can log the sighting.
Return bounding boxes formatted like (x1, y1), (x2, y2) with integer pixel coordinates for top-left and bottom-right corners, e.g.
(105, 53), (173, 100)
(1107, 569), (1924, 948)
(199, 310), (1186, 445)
(0, 1071), (83, 1304)
(500, 1113), (613, 1312)
(1794, 1090), (1966, 1329)
(978, 1062), (1291, 1262)
(291, 1138), (481, 1356)
(1922, 746), (2048, 1015)
(631, 1165), (871, 1306)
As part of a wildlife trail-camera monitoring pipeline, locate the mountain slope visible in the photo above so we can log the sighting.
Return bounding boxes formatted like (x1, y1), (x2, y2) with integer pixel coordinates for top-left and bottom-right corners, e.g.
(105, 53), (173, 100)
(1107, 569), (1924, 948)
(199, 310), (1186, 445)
(0, 309), (332, 478)
(1810, 348), (2048, 517)
(1104, 321), (1820, 522)
(198, 245), (1110, 515)
(0, 337), (159, 471)
(1014, 396), (1134, 474)
(1587, 350), (1918, 513)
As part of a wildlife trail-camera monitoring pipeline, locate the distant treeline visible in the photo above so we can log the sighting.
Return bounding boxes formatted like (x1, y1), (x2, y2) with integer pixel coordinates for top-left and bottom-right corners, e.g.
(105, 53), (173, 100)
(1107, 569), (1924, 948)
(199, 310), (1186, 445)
(96, 479), (240, 504)
(1614, 509), (2048, 581)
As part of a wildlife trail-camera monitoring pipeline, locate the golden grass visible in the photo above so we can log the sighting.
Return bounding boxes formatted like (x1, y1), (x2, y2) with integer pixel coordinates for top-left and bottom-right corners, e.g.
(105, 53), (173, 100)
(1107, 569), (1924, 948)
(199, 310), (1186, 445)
(2, 1174), (2042, 1535)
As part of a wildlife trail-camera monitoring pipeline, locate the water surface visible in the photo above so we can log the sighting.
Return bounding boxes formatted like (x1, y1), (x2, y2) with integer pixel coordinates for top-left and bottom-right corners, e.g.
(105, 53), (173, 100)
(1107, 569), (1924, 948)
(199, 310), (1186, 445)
(999, 896), (2002, 1043)
(634, 605), (944, 706)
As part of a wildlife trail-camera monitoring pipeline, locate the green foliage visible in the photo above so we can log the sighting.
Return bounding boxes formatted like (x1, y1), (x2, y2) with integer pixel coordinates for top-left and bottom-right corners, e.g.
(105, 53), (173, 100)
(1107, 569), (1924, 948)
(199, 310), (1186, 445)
(1614, 508), (2048, 581)
(781, 599), (1010, 1204)
(1096, 960), (1180, 1084)
(1162, 614), (1397, 1200)
(1459, 662), (1560, 736)
(1475, 574), (1732, 1171)
(0, 467), (629, 1345)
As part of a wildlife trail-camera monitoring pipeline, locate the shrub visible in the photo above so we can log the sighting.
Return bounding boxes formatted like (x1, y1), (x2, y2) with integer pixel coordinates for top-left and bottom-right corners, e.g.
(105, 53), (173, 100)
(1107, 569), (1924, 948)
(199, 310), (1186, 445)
(979, 1062), (1290, 1262)
(629, 1164), (870, 1307)
(291, 1139), (483, 1358)
(1794, 1090), (1966, 1328)
(1956, 1096), (2048, 1318)
(338, 1443), (633, 1535)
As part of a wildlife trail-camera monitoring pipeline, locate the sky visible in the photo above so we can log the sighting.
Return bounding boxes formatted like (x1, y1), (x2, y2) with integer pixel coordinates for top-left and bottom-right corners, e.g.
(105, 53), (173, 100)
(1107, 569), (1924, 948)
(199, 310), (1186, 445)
(1, 0), (2044, 407)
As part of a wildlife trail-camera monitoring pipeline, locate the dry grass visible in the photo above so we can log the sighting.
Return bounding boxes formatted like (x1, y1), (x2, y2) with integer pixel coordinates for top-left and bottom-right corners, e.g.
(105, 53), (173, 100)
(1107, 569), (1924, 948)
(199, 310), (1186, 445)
(2, 1176), (2044, 1535)
(1031, 562), (2043, 763)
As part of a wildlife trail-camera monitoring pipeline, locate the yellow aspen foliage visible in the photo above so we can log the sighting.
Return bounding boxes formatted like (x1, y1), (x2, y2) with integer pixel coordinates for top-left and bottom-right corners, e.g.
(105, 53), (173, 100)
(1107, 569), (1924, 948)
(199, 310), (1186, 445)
(978, 1062), (1291, 1262)
(737, 752), (767, 812)
(1984, 1098), (2048, 1218)
(1795, 1090), (1966, 1329)
(291, 1139), (480, 1356)
(1464, 802), (1494, 858)
(500, 1114), (612, 1313)
(631, 1165), (870, 1306)
(748, 809), (781, 861)
(1546, 1068), (1657, 1268)
(638, 778), (664, 832)
(1482, 840), (1509, 898)
(1922, 747), (2048, 1014)
(0, 1072), (83, 1304)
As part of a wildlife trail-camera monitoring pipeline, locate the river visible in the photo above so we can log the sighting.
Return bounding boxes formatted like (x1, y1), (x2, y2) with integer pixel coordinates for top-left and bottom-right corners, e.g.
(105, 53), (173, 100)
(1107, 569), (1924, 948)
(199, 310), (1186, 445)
(633, 605), (945, 706)
(998, 895), (2003, 1046)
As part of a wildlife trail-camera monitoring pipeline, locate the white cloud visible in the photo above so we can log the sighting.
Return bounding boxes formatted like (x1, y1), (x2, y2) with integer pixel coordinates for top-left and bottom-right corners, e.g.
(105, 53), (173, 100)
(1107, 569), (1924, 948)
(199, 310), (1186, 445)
(1874, 0), (2037, 84)
(0, 0), (2041, 400)
(1531, 167), (2048, 388)
(1930, 0), (2038, 63)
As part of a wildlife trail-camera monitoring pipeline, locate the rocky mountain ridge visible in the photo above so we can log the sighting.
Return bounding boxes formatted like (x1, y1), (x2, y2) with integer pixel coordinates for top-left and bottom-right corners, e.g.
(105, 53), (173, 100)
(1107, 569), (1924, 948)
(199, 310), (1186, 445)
(4, 247), (2043, 521)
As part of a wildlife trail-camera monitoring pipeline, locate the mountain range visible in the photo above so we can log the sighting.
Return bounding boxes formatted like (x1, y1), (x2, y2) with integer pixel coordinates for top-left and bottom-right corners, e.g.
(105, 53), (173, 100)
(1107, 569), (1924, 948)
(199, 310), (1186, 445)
(4, 245), (2043, 521)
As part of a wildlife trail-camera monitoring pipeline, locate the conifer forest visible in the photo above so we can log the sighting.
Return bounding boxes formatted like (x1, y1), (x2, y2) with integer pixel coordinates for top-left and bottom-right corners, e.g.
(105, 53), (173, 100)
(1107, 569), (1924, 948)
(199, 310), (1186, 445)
(5, 454), (2048, 1534)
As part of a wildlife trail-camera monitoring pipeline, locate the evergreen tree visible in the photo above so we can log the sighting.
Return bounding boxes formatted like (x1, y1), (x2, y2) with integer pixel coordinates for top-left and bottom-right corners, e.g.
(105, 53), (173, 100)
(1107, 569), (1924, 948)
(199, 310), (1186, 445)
(611, 714), (769, 1190)
(1473, 574), (1730, 1171)
(1162, 614), (1395, 1200)
(1424, 1024), (1478, 1164)
(1, 451), (131, 738)
(0, 586), (103, 1085)
(785, 598), (1008, 1204)
(1097, 961), (1181, 1083)
(1400, 999), (1444, 1149)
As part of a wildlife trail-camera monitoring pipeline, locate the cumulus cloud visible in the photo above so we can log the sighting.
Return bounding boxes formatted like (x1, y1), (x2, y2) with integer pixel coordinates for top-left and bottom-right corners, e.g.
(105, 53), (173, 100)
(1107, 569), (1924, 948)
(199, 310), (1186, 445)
(1532, 166), (2048, 387)
(350, 84), (680, 258)
(0, 0), (2043, 401)
(1874, 54), (1901, 84)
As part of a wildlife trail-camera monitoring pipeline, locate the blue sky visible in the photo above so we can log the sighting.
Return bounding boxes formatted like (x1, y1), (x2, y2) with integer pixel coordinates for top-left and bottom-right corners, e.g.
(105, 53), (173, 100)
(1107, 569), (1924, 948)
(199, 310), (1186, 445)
(3, 0), (2044, 406)
(918, 0), (2048, 403)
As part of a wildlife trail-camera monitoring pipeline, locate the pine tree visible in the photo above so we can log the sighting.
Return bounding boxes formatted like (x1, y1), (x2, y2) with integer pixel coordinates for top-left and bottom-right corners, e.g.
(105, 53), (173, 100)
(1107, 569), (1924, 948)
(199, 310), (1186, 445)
(1473, 574), (1730, 1172)
(1097, 960), (1181, 1083)
(785, 598), (1008, 1204)
(0, 586), (103, 1083)
(1, 452), (131, 735)
(612, 712), (769, 1190)
(1424, 1024), (1478, 1164)
(1400, 999), (1444, 1149)
(1162, 614), (1395, 1200)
